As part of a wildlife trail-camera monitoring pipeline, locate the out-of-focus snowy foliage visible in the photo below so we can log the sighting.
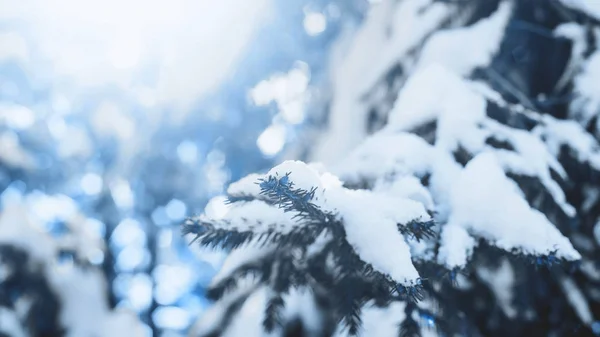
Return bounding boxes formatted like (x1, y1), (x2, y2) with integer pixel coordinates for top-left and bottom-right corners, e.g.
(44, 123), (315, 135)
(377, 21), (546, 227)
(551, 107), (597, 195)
(0, 0), (366, 335)
(0, 204), (145, 337)
(186, 0), (600, 336)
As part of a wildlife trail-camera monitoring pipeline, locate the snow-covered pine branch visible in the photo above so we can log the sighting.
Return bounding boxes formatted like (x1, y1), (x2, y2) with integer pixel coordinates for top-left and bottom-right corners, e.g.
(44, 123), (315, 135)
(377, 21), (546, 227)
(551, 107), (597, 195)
(185, 161), (437, 336)
(185, 78), (596, 334)
(185, 0), (600, 336)
(337, 64), (585, 271)
(185, 104), (597, 336)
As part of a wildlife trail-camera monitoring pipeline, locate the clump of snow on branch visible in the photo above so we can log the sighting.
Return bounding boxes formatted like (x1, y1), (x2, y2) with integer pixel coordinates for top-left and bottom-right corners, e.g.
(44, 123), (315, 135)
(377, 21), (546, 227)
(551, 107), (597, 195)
(333, 63), (583, 268)
(205, 200), (300, 235)
(450, 153), (579, 260)
(326, 188), (426, 283)
(312, 0), (461, 163)
(416, 1), (513, 75)
(192, 160), (431, 286)
(312, 1), (516, 164)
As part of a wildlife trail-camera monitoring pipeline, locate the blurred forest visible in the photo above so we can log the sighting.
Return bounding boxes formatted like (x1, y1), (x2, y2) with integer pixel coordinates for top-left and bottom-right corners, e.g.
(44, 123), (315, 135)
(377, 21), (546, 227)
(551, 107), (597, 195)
(0, 0), (366, 335)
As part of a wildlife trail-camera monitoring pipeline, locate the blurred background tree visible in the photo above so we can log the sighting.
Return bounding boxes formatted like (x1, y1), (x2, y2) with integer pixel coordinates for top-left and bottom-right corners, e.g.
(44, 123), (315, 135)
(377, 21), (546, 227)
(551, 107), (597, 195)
(0, 0), (366, 335)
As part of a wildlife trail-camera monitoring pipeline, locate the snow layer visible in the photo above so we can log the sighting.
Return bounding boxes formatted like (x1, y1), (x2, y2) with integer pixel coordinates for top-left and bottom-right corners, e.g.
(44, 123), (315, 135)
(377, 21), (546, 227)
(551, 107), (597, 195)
(388, 64), (576, 216)
(311, 0), (516, 165)
(554, 23), (586, 94)
(312, 0), (456, 164)
(416, 1), (513, 75)
(266, 160), (325, 192)
(333, 132), (435, 183)
(225, 200), (296, 229)
(449, 153), (580, 260)
(569, 45), (600, 131)
(484, 119), (575, 217)
(200, 200), (300, 234)
(575, 51), (600, 110)
(437, 224), (476, 269)
(386, 64), (487, 152)
(226, 173), (264, 197)
(226, 161), (340, 210)
(374, 175), (435, 211)
(333, 130), (460, 223)
(537, 117), (600, 171)
(210, 160), (433, 286)
(333, 65), (581, 268)
(327, 188), (429, 285)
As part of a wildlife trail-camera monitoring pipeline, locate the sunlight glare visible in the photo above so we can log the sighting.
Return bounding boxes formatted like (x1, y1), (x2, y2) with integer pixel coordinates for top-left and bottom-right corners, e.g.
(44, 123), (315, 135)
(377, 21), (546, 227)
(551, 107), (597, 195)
(5, 0), (271, 109)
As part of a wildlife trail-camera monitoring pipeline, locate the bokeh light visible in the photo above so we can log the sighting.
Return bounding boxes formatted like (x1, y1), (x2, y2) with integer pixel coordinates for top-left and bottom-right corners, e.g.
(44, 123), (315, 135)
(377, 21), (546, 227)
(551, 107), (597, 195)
(0, 0), (367, 335)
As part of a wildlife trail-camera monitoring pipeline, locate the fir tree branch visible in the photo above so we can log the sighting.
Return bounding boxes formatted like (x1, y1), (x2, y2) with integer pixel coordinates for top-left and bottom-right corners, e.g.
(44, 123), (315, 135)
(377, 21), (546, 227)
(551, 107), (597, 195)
(258, 173), (330, 222)
(398, 218), (436, 242)
(399, 303), (422, 337)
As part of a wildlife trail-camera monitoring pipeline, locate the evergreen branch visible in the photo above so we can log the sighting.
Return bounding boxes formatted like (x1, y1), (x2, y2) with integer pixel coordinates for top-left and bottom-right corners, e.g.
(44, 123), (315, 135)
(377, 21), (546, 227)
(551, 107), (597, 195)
(336, 276), (364, 336)
(258, 173), (329, 222)
(412, 260), (464, 287)
(306, 243), (338, 290)
(398, 218), (436, 242)
(181, 218), (209, 244)
(206, 258), (273, 300)
(199, 229), (254, 250)
(528, 250), (562, 269)
(398, 303), (422, 337)
(273, 223), (327, 248)
(263, 293), (285, 332)
(476, 241), (570, 270)
(342, 304), (363, 336)
(183, 218), (255, 249)
(206, 277), (239, 301)
(396, 280), (426, 303)
(198, 287), (259, 337)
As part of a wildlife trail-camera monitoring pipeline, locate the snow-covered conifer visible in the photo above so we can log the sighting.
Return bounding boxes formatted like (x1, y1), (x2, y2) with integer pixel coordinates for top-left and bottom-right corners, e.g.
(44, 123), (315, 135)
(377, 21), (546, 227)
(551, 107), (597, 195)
(186, 0), (600, 336)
